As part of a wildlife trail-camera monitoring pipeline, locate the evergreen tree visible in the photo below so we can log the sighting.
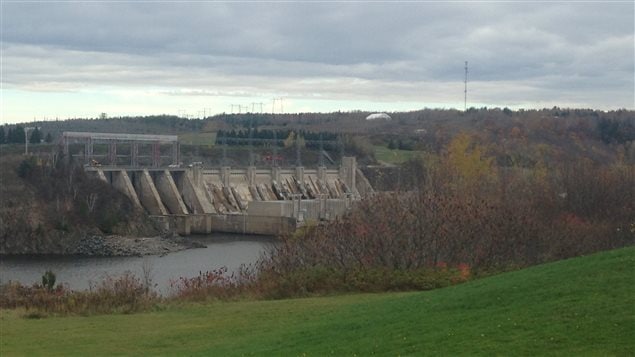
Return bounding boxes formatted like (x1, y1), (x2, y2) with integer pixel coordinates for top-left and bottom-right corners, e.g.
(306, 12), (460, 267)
(11, 126), (25, 144)
(0, 126), (5, 144)
(45, 133), (53, 143)
(29, 127), (42, 144)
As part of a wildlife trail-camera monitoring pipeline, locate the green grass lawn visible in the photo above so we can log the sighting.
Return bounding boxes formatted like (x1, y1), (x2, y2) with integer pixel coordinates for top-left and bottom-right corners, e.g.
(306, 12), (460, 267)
(2, 247), (634, 356)
(374, 145), (422, 164)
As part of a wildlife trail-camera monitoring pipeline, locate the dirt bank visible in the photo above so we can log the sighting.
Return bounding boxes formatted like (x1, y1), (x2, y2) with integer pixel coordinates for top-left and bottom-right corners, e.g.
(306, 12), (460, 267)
(1, 152), (175, 256)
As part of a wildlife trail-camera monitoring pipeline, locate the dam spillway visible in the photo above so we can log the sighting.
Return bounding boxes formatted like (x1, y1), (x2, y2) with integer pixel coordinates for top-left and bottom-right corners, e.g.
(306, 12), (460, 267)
(87, 157), (373, 236)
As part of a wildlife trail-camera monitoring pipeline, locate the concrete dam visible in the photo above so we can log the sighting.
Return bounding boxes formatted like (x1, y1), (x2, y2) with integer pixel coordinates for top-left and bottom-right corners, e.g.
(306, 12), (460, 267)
(89, 159), (372, 236)
(65, 130), (373, 236)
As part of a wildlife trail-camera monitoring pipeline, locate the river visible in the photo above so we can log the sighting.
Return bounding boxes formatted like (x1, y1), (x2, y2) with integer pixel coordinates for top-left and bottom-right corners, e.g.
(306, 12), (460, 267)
(0, 234), (275, 295)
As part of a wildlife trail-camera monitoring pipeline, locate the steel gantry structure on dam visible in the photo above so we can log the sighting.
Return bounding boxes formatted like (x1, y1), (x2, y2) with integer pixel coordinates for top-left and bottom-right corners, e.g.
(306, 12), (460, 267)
(61, 132), (179, 167)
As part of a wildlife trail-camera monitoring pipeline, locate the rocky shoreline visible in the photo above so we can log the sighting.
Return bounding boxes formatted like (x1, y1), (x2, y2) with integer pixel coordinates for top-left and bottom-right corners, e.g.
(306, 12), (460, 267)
(0, 228), (208, 257)
(72, 233), (206, 257)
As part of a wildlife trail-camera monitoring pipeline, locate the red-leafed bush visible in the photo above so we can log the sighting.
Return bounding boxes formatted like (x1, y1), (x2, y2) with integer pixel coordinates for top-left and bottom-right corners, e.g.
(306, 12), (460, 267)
(0, 272), (159, 316)
(254, 158), (634, 298)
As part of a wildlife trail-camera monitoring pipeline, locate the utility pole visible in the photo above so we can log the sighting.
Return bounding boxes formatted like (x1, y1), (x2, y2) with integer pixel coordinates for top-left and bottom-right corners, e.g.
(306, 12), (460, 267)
(318, 133), (324, 167)
(271, 98), (281, 167)
(221, 134), (227, 166)
(24, 126), (37, 155)
(272, 130), (278, 167)
(296, 131), (302, 167)
(248, 116), (254, 166)
(339, 135), (345, 164)
(464, 61), (468, 112)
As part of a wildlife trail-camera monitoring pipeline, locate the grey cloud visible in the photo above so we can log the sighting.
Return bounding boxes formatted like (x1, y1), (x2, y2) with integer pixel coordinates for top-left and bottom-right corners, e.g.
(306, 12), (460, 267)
(2, 2), (633, 109)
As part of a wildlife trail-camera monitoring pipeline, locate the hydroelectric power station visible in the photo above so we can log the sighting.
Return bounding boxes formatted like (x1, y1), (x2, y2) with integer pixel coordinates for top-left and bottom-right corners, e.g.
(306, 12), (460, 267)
(62, 131), (373, 236)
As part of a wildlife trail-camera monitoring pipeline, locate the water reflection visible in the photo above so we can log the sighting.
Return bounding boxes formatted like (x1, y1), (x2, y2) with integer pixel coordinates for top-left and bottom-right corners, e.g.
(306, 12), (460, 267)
(0, 234), (275, 295)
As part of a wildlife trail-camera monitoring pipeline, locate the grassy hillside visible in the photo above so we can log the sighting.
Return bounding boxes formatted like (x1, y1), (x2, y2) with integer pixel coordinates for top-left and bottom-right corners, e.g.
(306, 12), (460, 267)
(374, 145), (422, 164)
(2, 246), (633, 356)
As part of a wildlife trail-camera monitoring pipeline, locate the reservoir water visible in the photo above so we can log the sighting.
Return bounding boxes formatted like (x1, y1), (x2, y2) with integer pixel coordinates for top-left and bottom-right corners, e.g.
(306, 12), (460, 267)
(0, 234), (274, 295)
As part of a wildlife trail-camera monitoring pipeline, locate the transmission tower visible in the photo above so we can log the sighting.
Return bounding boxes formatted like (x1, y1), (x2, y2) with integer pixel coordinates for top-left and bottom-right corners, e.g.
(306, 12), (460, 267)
(271, 97), (284, 114)
(464, 61), (468, 111)
(250, 102), (264, 113)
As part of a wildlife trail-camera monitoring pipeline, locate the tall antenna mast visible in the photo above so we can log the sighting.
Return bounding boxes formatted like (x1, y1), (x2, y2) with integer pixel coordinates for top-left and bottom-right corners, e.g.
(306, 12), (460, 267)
(464, 61), (468, 111)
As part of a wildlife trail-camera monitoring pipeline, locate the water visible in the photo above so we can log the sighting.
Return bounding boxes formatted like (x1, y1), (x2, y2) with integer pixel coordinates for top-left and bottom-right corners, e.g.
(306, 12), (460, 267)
(0, 234), (275, 295)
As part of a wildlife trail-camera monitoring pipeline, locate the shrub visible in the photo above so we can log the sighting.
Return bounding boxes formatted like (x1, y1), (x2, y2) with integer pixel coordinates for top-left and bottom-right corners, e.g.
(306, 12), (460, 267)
(169, 266), (257, 301)
(0, 272), (160, 316)
(16, 157), (36, 178)
(41, 270), (56, 291)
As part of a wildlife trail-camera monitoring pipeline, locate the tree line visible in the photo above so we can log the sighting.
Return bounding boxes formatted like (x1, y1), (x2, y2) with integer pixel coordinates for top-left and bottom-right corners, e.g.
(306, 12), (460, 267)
(216, 129), (340, 149)
(0, 125), (52, 145)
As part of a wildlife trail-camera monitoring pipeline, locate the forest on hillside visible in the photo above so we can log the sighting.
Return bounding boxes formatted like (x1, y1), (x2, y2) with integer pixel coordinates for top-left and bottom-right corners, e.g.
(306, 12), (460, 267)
(3, 108), (632, 167)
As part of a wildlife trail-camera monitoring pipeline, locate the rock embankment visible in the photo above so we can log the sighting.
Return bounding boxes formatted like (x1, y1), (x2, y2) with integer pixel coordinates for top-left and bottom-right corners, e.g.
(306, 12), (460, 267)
(73, 234), (205, 257)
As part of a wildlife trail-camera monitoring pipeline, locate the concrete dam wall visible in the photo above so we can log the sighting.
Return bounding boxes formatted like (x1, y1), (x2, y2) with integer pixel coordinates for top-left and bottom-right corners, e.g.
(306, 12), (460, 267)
(88, 157), (372, 236)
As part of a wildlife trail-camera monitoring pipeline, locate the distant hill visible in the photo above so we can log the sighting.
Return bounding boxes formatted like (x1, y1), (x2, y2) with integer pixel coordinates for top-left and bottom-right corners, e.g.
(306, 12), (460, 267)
(4, 108), (633, 167)
(15, 115), (205, 139)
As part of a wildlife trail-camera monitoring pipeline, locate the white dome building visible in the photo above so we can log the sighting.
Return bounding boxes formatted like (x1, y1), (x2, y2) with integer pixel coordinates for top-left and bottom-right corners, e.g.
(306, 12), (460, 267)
(365, 113), (392, 121)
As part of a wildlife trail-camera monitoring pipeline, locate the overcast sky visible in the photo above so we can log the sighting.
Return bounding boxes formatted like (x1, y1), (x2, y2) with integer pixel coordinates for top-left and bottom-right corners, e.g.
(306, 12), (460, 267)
(1, 1), (634, 123)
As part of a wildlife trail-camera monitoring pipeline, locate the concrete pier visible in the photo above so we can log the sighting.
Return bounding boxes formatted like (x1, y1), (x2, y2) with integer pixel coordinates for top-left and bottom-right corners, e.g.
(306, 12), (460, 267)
(134, 170), (168, 215)
(179, 170), (215, 214)
(112, 170), (142, 209)
(154, 170), (188, 215)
